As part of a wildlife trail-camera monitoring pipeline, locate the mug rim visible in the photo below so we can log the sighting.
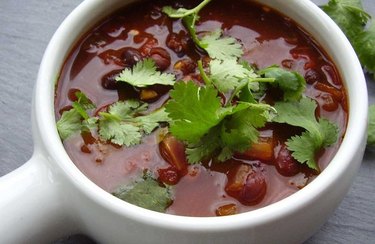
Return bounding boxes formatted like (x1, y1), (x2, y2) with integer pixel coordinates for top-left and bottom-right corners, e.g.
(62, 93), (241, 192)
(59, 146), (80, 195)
(33, 0), (368, 230)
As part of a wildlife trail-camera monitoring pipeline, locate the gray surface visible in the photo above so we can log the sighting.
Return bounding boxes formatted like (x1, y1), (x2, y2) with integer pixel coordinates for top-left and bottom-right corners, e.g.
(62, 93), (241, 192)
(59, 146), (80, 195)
(0, 0), (374, 243)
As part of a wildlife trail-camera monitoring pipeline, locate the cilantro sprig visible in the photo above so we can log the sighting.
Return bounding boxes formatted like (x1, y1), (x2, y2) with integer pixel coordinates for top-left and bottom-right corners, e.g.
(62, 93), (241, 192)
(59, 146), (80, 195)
(273, 97), (338, 170)
(321, 0), (375, 148)
(162, 0), (243, 60)
(99, 101), (170, 146)
(321, 0), (375, 76)
(367, 105), (375, 146)
(56, 91), (97, 140)
(113, 174), (172, 213)
(57, 97), (169, 146)
(116, 58), (175, 87)
(165, 81), (274, 163)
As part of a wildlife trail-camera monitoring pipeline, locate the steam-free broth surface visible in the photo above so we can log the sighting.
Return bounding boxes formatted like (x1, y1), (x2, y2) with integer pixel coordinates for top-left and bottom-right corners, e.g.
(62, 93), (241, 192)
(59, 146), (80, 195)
(55, 0), (347, 216)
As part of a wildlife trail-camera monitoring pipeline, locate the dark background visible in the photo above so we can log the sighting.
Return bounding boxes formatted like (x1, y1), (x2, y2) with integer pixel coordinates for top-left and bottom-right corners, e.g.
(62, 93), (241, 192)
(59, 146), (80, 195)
(1, 0), (374, 243)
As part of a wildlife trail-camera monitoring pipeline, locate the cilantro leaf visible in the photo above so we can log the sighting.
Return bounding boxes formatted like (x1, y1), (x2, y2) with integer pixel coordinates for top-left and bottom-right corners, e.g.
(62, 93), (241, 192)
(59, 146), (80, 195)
(353, 21), (375, 76)
(258, 66), (306, 101)
(286, 132), (319, 170)
(367, 105), (375, 146)
(166, 79), (275, 163)
(184, 103), (272, 163)
(185, 127), (221, 163)
(321, 0), (370, 40)
(99, 113), (142, 146)
(209, 59), (256, 93)
(321, 0), (375, 76)
(219, 107), (268, 159)
(116, 58), (176, 87)
(56, 91), (96, 140)
(75, 91), (96, 110)
(113, 176), (172, 213)
(107, 100), (147, 119)
(163, 1), (243, 61)
(273, 97), (338, 170)
(135, 108), (171, 134)
(162, 0), (212, 18)
(166, 81), (223, 143)
(200, 30), (243, 60)
(98, 101), (169, 146)
(56, 109), (82, 140)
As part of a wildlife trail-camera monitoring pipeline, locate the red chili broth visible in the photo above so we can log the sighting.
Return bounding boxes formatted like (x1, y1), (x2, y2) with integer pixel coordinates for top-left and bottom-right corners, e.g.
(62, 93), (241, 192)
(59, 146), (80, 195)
(55, 0), (348, 217)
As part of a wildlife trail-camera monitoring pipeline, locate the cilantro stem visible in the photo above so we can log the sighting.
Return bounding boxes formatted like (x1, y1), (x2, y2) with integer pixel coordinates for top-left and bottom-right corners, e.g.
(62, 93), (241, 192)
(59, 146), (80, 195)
(187, 0), (212, 16)
(250, 77), (275, 83)
(226, 80), (248, 106)
(182, 15), (204, 49)
(166, 0), (213, 18)
(72, 102), (90, 120)
(163, 0), (213, 50)
(197, 60), (212, 85)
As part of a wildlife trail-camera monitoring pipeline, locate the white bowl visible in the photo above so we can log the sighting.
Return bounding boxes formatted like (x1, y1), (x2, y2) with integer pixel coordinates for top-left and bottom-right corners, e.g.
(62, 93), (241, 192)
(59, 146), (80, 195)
(0, 0), (368, 243)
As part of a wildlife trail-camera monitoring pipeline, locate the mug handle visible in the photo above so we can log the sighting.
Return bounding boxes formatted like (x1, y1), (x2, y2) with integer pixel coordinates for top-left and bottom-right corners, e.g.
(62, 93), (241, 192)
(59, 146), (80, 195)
(0, 150), (78, 243)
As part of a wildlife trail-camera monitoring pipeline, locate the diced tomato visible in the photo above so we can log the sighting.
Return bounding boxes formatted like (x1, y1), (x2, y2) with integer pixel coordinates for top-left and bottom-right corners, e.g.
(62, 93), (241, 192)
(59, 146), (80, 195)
(236, 136), (274, 162)
(215, 203), (237, 216)
(159, 134), (188, 176)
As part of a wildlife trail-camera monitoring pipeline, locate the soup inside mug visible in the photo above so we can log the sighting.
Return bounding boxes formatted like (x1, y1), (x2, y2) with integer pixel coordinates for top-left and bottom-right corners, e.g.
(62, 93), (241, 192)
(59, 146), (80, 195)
(55, 0), (348, 217)
(0, 0), (367, 243)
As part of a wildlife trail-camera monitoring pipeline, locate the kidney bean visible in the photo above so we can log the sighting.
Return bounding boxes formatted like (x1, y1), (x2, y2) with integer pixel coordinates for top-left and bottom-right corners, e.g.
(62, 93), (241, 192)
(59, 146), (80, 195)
(81, 145), (91, 154)
(158, 166), (180, 185)
(281, 59), (294, 69)
(139, 36), (158, 56)
(149, 47), (171, 71)
(274, 144), (300, 177)
(225, 163), (267, 205)
(81, 31), (109, 53)
(122, 47), (142, 67)
(241, 171), (267, 205)
(101, 69), (123, 90)
(304, 69), (322, 84)
(320, 93), (339, 112)
(166, 31), (190, 55)
(159, 134), (188, 176)
(59, 105), (73, 116)
(98, 49), (124, 66)
(67, 88), (81, 101)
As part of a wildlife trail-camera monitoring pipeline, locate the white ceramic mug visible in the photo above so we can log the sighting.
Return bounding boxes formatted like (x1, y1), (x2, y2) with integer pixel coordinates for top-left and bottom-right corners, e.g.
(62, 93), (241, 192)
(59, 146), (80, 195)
(0, 0), (368, 243)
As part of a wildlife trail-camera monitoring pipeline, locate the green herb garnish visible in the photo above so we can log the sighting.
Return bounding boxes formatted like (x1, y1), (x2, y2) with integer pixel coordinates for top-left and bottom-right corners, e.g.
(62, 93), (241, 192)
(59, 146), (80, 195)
(258, 66), (306, 101)
(162, 0), (243, 61)
(273, 97), (339, 170)
(98, 101), (170, 146)
(116, 58), (176, 87)
(165, 81), (274, 162)
(321, 0), (375, 76)
(367, 105), (375, 146)
(56, 91), (97, 140)
(57, 99), (169, 146)
(113, 175), (172, 213)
